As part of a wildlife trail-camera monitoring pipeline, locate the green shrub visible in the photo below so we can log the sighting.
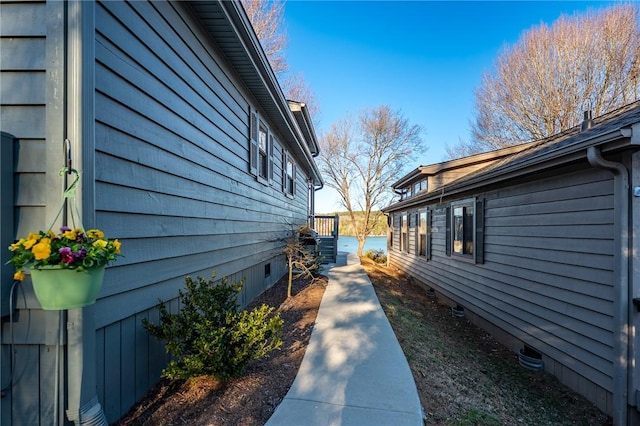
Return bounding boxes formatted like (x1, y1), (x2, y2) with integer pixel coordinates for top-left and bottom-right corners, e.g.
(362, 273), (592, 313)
(143, 272), (283, 381)
(364, 248), (387, 264)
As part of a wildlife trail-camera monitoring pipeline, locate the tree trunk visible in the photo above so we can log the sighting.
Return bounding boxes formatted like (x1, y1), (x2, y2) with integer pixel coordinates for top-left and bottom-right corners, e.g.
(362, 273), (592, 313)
(356, 237), (366, 257)
(287, 256), (293, 298)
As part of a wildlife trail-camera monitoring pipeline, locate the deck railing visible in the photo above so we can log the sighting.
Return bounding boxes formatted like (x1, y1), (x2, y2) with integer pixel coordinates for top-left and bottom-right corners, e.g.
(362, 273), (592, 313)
(310, 215), (339, 263)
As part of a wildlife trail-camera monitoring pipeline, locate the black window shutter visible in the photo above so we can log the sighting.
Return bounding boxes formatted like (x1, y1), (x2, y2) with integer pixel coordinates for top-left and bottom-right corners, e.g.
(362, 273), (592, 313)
(249, 111), (258, 175)
(445, 206), (451, 256)
(475, 198), (485, 264)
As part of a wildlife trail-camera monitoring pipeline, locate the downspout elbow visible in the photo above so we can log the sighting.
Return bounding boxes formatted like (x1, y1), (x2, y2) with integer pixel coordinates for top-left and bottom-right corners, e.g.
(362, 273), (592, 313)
(587, 146), (627, 176)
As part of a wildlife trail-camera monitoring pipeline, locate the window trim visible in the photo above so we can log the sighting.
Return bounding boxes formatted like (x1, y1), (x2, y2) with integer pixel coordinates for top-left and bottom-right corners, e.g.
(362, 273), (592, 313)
(258, 122), (269, 180)
(249, 109), (273, 186)
(451, 199), (475, 257)
(446, 197), (484, 264)
(417, 209), (430, 259)
(282, 150), (296, 197)
(400, 212), (408, 252)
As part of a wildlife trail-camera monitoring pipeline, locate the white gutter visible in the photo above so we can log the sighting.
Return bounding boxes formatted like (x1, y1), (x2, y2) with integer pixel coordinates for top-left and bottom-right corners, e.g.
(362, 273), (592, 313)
(587, 146), (630, 426)
(221, 1), (323, 187)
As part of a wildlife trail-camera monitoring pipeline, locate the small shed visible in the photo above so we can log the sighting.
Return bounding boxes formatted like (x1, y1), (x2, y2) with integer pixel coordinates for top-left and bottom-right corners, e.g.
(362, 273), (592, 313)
(0, 1), (322, 424)
(384, 102), (640, 425)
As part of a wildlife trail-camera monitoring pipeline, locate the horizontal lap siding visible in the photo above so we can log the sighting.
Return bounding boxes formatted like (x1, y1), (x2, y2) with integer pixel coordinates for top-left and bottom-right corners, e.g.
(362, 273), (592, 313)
(1, 2), (67, 425)
(93, 2), (308, 422)
(389, 168), (615, 412)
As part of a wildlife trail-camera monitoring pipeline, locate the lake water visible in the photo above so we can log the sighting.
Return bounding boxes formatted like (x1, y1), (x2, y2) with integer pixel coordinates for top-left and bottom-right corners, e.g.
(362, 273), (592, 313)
(337, 235), (388, 254)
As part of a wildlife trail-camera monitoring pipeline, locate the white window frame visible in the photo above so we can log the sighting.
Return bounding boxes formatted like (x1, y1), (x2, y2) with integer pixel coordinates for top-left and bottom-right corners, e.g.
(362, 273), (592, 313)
(249, 109), (273, 185)
(282, 150), (296, 197)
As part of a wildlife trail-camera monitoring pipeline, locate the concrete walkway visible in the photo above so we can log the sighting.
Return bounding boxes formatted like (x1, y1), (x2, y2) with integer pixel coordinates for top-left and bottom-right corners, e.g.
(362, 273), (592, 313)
(265, 253), (423, 426)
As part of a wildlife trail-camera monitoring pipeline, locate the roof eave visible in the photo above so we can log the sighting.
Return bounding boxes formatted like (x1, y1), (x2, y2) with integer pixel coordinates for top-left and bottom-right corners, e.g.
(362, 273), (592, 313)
(391, 141), (539, 189)
(384, 127), (634, 212)
(188, 1), (323, 186)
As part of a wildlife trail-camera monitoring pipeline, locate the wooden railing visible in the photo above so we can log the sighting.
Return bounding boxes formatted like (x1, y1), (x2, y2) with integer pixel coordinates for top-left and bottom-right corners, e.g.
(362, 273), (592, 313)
(311, 214), (339, 237)
(310, 215), (339, 263)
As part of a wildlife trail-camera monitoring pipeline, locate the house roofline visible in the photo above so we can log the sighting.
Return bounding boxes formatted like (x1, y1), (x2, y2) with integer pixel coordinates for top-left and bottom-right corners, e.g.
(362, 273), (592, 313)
(288, 100), (319, 157)
(187, 1), (323, 186)
(385, 103), (640, 212)
(392, 141), (540, 189)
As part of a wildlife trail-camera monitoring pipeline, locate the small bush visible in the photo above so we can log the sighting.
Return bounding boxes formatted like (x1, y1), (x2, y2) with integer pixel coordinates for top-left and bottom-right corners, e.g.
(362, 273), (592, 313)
(143, 272), (283, 381)
(364, 249), (387, 264)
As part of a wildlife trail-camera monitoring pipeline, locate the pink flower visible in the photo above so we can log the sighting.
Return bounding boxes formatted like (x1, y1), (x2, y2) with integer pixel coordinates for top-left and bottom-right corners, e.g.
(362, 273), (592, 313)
(59, 247), (74, 264)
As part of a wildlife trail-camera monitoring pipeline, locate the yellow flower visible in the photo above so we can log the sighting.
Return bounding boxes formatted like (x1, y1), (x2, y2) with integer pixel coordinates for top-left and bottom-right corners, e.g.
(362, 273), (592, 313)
(48, 230), (56, 238)
(93, 239), (107, 249)
(87, 229), (105, 240)
(112, 239), (121, 254)
(10, 239), (25, 251)
(62, 229), (77, 240)
(22, 233), (40, 250)
(13, 271), (25, 281)
(32, 238), (51, 260)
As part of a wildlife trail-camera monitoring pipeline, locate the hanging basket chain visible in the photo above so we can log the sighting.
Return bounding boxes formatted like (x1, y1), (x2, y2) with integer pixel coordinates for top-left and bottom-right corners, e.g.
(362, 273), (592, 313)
(47, 167), (84, 233)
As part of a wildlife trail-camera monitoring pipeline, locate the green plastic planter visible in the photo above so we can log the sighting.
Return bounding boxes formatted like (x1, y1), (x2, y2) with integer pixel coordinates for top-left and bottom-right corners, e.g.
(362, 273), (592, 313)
(30, 266), (105, 310)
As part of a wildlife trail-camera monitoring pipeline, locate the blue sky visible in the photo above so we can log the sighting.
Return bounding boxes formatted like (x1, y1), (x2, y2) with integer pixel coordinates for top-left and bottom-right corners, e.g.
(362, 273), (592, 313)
(282, 0), (618, 212)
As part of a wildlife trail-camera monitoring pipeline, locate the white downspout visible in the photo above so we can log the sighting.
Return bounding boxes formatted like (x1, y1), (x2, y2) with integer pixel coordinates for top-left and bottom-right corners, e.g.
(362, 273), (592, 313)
(587, 146), (630, 425)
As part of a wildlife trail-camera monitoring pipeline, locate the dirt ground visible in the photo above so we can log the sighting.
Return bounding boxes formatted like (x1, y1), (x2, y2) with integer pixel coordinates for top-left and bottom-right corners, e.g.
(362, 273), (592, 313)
(115, 274), (327, 426)
(362, 258), (612, 426)
(116, 259), (612, 426)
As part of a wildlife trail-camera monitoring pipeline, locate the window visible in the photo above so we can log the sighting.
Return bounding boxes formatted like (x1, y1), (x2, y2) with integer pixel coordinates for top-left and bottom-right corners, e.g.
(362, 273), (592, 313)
(258, 124), (268, 179)
(453, 202), (473, 255)
(282, 151), (295, 196)
(418, 210), (427, 257)
(249, 109), (273, 184)
(446, 198), (484, 263)
(413, 179), (427, 196)
(399, 178), (427, 201)
(400, 213), (408, 252)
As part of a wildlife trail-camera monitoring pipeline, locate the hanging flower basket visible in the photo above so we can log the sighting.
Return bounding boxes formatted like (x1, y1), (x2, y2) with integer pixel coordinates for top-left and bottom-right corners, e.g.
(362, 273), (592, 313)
(30, 265), (105, 310)
(8, 225), (121, 310)
(7, 169), (122, 310)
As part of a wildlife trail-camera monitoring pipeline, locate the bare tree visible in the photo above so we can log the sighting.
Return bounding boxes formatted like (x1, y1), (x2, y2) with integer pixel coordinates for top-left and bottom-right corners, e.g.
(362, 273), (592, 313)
(445, 136), (487, 159)
(319, 106), (425, 257)
(241, 0), (288, 77)
(454, 3), (640, 155)
(241, 0), (320, 121)
(282, 72), (321, 123)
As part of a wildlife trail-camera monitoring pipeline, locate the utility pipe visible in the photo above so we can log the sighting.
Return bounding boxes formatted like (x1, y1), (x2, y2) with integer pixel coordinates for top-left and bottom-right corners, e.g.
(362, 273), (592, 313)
(587, 146), (630, 426)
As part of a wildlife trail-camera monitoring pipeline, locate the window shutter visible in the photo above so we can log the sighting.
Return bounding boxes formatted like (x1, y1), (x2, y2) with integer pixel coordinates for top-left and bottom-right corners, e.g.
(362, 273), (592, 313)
(445, 206), (451, 256)
(427, 209), (432, 260)
(475, 198), (484, 264)
(249, 111), (258, 175)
